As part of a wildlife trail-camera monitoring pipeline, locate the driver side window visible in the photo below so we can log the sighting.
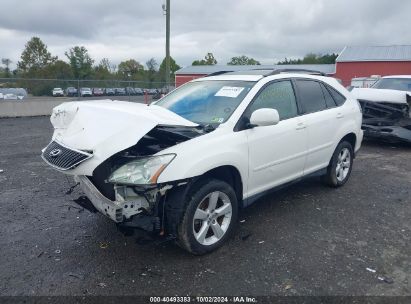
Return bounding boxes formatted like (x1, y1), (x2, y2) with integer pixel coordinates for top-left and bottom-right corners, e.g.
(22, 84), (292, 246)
(249, 80), (298, 120)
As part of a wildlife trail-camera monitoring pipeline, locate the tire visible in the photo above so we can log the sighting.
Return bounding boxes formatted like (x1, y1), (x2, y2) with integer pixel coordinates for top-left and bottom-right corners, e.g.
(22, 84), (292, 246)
(323, 141), (354, 187)
(176, 179), (238, 255)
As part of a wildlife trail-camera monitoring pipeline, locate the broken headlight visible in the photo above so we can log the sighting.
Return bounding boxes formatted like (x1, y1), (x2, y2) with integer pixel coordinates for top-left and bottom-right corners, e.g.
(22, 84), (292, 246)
(108, 154), (176, 185)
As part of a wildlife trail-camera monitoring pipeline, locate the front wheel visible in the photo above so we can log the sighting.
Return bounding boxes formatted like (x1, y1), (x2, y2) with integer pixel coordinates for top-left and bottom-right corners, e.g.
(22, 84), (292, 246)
(177, 179), (238, 255)
(323, 141), (354, 187)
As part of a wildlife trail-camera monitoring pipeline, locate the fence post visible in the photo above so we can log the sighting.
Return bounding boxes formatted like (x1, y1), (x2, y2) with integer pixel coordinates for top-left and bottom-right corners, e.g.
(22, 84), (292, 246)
(77, 79), (80, 101)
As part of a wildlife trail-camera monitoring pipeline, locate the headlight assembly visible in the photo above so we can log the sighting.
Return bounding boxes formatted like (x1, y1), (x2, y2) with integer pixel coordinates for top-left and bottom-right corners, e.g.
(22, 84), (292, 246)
(108, 154), (176, 185)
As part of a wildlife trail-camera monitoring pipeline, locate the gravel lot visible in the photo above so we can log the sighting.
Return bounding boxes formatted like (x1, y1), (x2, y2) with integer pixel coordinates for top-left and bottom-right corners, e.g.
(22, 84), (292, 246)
(0, 116), (410, 296)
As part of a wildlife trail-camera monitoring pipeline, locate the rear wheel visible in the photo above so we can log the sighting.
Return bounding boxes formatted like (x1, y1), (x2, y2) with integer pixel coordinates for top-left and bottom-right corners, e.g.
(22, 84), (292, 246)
(177, 179), (238, 255)
(323, 141), (354, 187)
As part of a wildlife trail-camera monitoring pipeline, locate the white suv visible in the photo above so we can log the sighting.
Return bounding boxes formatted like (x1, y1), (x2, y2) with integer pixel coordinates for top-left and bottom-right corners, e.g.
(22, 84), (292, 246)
(42, 69), (363, 254)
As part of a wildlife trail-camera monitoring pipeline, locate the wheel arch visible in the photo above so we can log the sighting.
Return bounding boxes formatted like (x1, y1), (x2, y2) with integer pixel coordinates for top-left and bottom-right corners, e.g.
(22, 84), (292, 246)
(194, 165), (244, 204)
(339, 133), (357, 154)
(164, 165), (244, 237)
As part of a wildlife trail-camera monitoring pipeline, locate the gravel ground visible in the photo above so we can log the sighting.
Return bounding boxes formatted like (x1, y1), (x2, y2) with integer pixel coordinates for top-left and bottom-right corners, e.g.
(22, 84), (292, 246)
(0, 116), (410, 296)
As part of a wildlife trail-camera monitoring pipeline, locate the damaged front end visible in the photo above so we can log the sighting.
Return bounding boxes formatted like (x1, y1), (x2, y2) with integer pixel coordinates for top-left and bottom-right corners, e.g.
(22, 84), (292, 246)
(41, 100), (210, 235)
(74, 125), (206, 234)
(352, 88), (411, 144)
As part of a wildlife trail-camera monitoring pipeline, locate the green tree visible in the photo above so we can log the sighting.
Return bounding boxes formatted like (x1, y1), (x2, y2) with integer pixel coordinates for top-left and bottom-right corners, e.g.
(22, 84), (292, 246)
(145, 58), (158, 87)
(27, 60), (74, 96)
(158, 56), (181, 83)
(118, 59), (144, 80)
(192, 52), (217, 65)
(94, 58), (115, 80)
(278, 53), (338, 65)
(227, 55), (260, 65)
(17, 37), (57, 74)
(43, 60), (73, 79)
(65, 46), (94, 79)
(1, 58), (12, 77)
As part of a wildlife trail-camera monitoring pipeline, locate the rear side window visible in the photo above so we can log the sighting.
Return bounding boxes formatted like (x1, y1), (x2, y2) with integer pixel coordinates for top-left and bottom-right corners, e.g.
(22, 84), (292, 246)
(320, 83), (337, 108)
(248, 80), (298, 120)
(295, 80), (327, 113)
(327, 86), (346, 106)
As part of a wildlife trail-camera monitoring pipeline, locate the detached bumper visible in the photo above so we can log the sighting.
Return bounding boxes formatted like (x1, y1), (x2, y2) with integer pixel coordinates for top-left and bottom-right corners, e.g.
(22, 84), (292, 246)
(74, 176), (124, 222)
(74, 175), (162, 232)
(362, 124), (411, 144)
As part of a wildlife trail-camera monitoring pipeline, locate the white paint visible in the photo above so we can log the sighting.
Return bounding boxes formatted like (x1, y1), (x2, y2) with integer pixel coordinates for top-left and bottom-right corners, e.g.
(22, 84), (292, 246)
(48, 100), (197, 176)
(249, 108), (279, 127)
(43, 73), (363, 203)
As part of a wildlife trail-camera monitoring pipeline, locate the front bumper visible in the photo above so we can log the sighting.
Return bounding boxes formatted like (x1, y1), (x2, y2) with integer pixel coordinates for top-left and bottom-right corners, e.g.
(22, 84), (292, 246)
(74, 175), (147, 223)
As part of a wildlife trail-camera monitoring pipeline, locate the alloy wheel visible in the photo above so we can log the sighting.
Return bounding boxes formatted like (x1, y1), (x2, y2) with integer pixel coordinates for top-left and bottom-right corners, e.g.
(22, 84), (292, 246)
(192, 191), (233, 246)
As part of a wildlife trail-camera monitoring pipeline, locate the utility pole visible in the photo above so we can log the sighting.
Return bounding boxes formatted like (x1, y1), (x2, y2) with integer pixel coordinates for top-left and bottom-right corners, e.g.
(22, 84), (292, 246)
(165, 0), (171, 89)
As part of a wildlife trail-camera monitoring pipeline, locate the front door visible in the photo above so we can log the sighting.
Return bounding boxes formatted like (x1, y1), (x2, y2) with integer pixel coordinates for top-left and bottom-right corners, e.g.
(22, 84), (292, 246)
(245, 80), (308, 197)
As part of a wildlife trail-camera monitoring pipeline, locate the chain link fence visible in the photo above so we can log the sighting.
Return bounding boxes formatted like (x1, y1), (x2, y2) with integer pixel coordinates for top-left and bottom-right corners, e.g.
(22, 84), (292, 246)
(0, 78), (174, 103)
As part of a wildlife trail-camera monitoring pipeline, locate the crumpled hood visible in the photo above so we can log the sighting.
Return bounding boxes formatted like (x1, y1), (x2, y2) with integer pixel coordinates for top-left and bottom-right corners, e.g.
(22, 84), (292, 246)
(48, 99), (197, 175)
(351, 88), (410, 104)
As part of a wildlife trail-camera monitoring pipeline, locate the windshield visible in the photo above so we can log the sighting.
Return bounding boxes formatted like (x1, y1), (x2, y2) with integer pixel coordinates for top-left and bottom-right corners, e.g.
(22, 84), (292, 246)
(372, 78), (411, 91)
(154, 80), (255, 125)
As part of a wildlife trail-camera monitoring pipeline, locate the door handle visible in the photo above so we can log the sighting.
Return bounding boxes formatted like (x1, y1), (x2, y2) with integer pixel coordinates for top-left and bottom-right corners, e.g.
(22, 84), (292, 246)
(296, 122), (306, 130)
(336, 113), (344, 119)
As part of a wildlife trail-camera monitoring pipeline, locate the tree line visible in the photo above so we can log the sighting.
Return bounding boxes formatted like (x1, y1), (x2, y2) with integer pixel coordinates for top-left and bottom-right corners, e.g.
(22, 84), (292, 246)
(0, 36), (339, 95)
(277, 53), (338, 65)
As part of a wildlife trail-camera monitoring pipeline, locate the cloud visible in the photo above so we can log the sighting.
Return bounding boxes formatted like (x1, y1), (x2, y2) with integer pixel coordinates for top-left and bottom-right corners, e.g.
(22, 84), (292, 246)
(1, 0), (411, 69)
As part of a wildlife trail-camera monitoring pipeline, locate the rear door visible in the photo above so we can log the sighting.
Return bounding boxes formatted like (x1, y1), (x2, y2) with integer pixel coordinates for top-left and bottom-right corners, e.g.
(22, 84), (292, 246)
(294, 79), (340, 174)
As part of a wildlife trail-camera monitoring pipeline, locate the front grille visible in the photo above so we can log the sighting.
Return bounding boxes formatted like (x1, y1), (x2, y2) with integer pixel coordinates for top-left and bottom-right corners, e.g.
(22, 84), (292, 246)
(42, 141), (92, 170)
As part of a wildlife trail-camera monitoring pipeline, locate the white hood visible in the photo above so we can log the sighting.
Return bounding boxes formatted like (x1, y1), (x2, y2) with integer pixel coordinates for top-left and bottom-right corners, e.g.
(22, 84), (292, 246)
(351, 88), (409, 104)
(49, 100), (197, 175)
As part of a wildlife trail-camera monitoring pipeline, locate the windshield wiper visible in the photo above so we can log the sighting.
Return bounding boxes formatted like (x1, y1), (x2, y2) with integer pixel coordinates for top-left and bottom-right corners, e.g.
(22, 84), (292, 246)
(198, 124), (216, 133)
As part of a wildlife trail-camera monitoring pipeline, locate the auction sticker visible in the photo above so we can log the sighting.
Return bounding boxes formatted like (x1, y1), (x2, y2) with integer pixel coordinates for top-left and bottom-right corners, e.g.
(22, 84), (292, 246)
(215, 86), (244, 98)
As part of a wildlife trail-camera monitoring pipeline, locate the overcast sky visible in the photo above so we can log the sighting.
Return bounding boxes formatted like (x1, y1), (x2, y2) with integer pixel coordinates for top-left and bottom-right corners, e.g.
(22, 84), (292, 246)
(1, 0), (411, 69)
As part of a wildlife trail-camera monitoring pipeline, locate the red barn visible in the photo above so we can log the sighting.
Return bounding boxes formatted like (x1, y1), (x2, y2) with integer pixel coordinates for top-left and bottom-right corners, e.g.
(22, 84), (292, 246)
(175, 46), (411, 88)
(334, 45), (411, 86)
(175, 64), (336, 87)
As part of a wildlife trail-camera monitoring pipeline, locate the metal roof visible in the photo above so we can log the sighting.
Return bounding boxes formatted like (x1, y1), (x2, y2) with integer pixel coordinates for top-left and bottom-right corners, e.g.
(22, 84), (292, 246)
(175, 64), (336, 75)
(336, 45), (411, 62)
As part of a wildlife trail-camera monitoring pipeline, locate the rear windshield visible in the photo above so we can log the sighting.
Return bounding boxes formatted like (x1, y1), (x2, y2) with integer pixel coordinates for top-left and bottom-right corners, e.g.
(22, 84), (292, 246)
(154, 80), (255, 125)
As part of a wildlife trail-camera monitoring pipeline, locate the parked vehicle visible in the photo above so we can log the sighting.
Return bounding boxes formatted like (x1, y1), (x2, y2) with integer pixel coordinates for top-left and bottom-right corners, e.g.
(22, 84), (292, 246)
(105, 88), (116, 96)
(0, 88), (27, 100)
(147, 88), (157, 95)
(41, 69), (363, 254)
(352, 75), (411, 144)
(52, 88), (64, 97)
(371, 75), (411, 92)
(350, 76), (380, 89)
(153, 89), (162, 100)
(125, 87), (136, 95)
(133, 88), (143, 96)
(92, 88), (104, 96)
(80, 87), (93, 97)
(66, 87), (78, 97)
(115, 88), (126, 96)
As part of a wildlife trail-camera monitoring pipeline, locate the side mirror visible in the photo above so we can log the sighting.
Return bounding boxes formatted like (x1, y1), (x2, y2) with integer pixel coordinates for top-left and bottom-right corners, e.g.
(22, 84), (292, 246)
(249, 108), (280, 127)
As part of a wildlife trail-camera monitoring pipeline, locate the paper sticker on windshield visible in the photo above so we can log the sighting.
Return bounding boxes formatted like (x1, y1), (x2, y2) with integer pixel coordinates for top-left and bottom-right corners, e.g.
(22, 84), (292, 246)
(211, 117), (225, 123)
(215, 86), (244, 98)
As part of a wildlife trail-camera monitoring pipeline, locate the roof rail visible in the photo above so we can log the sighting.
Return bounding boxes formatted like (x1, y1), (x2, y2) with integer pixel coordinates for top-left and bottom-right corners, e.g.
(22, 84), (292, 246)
(205, 71), (233, 77)
(267, 68), (327, 77)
